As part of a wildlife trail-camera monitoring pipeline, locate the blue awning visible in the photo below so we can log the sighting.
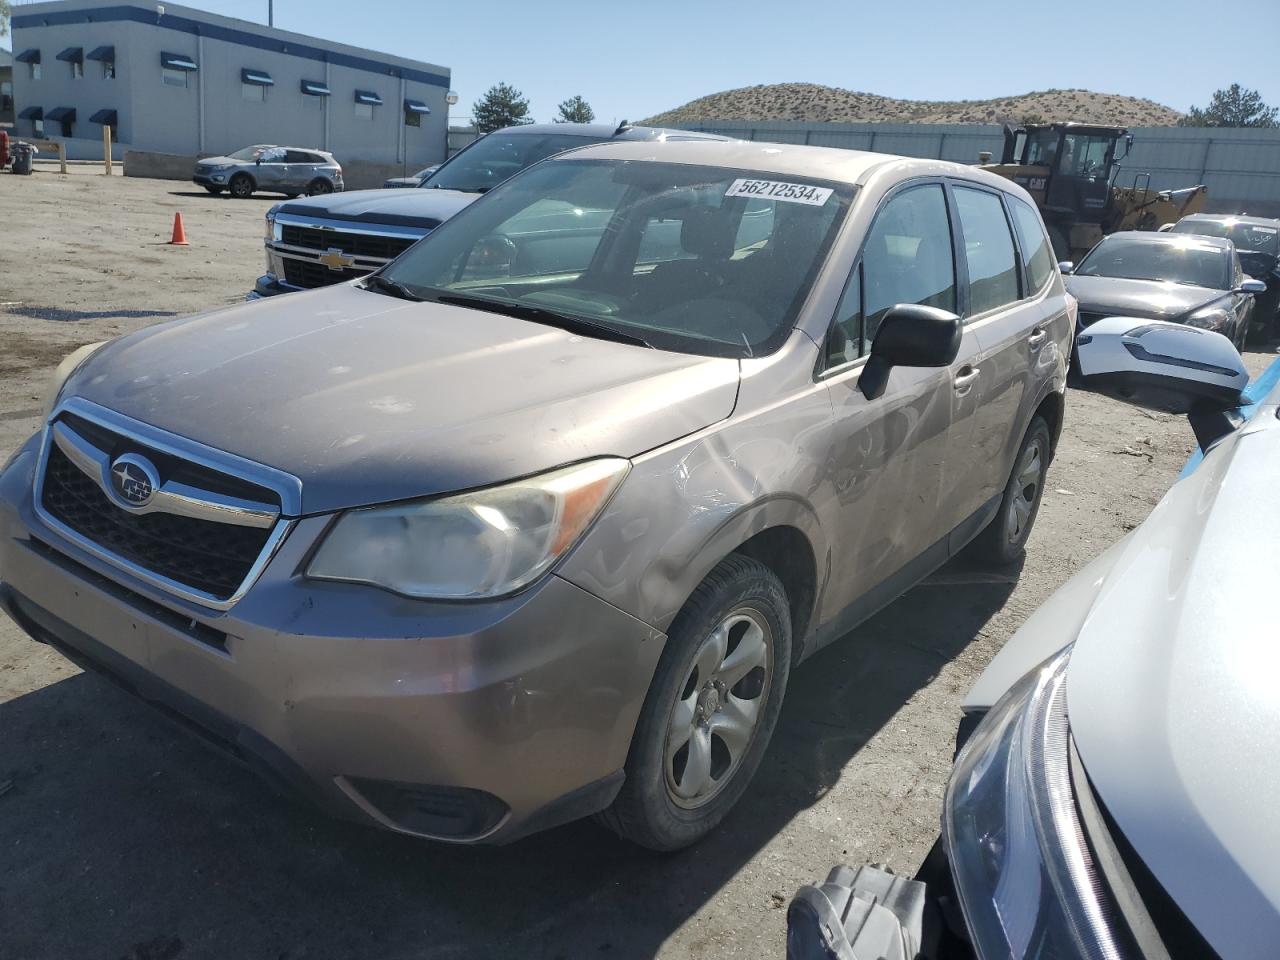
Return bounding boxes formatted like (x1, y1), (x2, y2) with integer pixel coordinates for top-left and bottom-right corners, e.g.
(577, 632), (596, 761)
(300, 79), (331, 97)
(86, 46), (115, 62)
(56, 47), (83, 63)
(403, 99), (431, 115)
(15, 49), (41, 64)
(241, 68), (274, 87)
(354, 89), (383, 105)
(90, 109), (118, 125)
(46, 107), (76, 122)
(19, 107), (43, 120)
(160, 51), (198, 71)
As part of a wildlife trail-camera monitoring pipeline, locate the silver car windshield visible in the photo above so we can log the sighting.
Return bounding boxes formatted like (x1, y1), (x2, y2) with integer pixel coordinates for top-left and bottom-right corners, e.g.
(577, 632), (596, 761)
(1075, 237), (1229, 289)
(419, 132), (599, 194)
(383, 159), (852, 358)
(1171, 219), (1279, 256)
(227, 145), (275, 161)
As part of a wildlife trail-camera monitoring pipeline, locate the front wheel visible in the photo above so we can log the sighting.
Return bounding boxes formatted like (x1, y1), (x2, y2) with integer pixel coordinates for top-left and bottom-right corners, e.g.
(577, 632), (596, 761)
(970, 416), (1051, 566)
(306, 178), (334, 196)
(598, 555), (791, 850)
(229, 174), (254, 199)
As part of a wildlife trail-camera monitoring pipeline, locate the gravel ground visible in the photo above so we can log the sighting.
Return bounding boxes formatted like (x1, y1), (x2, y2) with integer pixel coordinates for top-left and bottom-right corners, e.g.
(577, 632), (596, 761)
(0, 167), (1274, 960)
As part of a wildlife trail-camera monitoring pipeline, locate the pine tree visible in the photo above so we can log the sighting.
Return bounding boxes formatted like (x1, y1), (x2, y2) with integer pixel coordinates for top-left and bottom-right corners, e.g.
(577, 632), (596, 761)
(0, 0), (11, 37)
(555, 96), (595, 124)
(1180, 84), (1278, 128)
(472, 83), (533, 134)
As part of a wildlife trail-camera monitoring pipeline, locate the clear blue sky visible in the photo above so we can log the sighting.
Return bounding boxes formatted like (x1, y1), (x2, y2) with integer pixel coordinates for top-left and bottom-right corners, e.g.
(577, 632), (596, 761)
(6, 0), (1279, 123)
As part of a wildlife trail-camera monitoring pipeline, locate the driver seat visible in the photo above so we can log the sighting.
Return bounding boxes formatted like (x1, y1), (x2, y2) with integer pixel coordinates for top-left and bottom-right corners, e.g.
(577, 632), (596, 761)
(637, 206), (734, 310)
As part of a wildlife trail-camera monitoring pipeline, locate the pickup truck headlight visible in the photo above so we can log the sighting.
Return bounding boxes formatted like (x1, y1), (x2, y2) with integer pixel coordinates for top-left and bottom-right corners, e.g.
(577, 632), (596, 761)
(944, 647), (1126, 959)
(307, 458), (629, 600)
(265, 203), (282, 242)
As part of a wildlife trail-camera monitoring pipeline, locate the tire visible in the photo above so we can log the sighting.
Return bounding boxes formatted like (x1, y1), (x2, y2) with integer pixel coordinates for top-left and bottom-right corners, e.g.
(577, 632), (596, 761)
(229, 174), (254, 199)
(306, 178), (334, 197)
(598, 555), (792, 851)
(203, 186), (223, 196)
(970, 416), (1052, 566)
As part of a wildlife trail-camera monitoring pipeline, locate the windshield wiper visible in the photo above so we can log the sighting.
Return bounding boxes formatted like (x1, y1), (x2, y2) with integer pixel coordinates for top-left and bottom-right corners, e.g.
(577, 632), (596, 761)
(433, 293), (653, 348)
(361, 274), (424, 301)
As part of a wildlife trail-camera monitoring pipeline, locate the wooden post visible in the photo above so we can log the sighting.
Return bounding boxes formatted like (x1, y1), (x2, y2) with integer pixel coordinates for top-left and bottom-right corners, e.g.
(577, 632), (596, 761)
(58, 141), (67, 175)
(103, 125), (113, 176)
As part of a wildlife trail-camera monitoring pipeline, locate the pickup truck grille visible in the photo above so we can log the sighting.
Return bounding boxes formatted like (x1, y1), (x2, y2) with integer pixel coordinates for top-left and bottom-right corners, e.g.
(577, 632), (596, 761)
(280, 225), (421, 261)
(38, 412), (286, 605)
(283, 258), (367, 289)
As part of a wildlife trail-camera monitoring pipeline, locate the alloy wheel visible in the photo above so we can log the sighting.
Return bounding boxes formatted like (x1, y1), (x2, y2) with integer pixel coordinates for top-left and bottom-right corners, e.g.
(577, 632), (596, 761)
(664, 608), (773, 809)
(1005, 441), (1043, 544)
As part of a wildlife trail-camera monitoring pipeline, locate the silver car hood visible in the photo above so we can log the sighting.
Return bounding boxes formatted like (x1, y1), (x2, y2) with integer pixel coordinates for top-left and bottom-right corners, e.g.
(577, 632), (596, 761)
(274, 187), (477, 226)
(1065, 275), (1224, 320)
(62, 284), (741, 515)
(1067, 401), (1280, 958)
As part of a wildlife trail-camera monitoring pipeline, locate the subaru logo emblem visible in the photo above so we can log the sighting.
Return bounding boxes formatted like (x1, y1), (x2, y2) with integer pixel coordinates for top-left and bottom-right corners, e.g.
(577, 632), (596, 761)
(110, 453), (159, 507)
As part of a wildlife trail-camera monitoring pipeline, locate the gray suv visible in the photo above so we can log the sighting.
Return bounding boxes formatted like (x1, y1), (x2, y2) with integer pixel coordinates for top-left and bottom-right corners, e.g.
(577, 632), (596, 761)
(193, 144), (343, 199)
(0, 140), (1071, 849)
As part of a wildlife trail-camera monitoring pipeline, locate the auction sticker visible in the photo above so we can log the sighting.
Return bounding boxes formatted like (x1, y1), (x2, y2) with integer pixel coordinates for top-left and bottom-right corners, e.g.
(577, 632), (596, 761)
(725, 179), (833, 206)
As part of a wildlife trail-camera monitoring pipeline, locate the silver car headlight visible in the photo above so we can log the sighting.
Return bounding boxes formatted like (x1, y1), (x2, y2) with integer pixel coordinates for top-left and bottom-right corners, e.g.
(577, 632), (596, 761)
(307, 458), (629, 600)
(1184, 306), (1230, 331)
(41, 341), (108, 421)
(944, 646), (1126, 960)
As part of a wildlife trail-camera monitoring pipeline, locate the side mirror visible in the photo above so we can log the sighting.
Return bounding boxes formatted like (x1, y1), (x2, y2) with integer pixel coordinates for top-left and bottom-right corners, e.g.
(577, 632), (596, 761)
(1157, 223), (1175, 232)
(1057, 261), (1074, 274)
(1076, 317), (1248, 450)
(1238, 278), (1267, 295)
(859, 305), (962, 400)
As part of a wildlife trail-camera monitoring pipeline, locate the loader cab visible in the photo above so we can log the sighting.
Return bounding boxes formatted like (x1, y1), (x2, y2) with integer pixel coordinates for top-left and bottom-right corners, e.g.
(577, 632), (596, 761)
(1000, 123), (1131, 224)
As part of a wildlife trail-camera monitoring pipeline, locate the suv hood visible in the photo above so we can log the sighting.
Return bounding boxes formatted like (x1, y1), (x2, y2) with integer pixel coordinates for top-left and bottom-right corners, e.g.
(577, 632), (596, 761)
(62, 284), (741, 515)
(275, 187), (478, 229)
(1065, 275), (1225, 320)
(1066, 401), (1280, 958)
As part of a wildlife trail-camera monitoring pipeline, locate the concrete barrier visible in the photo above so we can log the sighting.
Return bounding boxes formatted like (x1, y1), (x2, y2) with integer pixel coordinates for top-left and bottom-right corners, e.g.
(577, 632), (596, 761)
(124, 150), (197, 181)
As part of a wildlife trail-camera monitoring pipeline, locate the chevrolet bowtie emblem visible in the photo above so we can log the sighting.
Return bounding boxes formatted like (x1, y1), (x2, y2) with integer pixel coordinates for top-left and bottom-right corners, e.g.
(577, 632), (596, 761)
(318, 247), (355, 271)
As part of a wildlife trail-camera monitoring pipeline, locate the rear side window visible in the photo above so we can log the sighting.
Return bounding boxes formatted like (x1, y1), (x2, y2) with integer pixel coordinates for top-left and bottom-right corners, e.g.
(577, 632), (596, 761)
(954, 186), (1019, 314)
(1010, 197), (1055, 294)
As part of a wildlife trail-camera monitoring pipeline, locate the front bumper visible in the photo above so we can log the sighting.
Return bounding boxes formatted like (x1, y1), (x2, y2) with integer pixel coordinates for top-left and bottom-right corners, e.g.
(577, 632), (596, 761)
(0, 439), (665, 843)
(247, 272), (301, 300)
(193, 172), (229, 187)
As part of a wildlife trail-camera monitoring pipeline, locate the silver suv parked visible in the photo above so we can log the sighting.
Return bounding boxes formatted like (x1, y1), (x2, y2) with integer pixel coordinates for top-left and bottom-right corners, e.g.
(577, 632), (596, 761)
(0, 140), (1071, 849)
(193, 145), (343, 199)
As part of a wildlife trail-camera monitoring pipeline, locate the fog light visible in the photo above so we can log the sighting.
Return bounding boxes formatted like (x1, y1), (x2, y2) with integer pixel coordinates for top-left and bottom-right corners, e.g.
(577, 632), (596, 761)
(346, 777), (509, 840)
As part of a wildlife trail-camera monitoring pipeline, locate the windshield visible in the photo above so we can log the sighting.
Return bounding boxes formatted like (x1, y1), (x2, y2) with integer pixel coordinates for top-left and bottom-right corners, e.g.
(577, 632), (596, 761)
(384, 159), (851, 358)
(227, 145), (275, 162)
(1075, 236), (1229, 289)
(420, 132), (601, 194)
(1170, 218), (1279, 256)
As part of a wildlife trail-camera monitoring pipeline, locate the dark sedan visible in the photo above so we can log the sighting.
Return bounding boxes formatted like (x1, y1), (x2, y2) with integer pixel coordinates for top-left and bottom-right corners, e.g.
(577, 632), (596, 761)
(1169, 213), (1280, 340)
(1064, 231), (1265, 349)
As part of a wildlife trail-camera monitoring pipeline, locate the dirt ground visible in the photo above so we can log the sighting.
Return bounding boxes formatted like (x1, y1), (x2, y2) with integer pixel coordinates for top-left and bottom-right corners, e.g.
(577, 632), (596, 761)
(0, 167), (1274, 960)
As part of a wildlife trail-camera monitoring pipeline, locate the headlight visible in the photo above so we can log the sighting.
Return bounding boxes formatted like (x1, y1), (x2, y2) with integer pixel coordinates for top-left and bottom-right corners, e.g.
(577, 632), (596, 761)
(1184, 306), (1230, 331)
(265, 203), (282, 241)
(944, 647), (1126, 959)
(41, 341), (107, 421)
(307, 458), (629, 600)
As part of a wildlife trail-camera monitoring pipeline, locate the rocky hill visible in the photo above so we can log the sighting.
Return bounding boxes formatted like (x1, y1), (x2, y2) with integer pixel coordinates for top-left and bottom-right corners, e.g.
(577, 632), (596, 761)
(643, 84), (1183, 127)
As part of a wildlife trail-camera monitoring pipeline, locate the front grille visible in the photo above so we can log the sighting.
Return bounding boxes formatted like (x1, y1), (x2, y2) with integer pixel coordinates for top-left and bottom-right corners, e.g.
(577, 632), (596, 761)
(280, 225), (421, 261)
(40, 422), (279, 602)
(194, 164), (211, 175)
(282, 257), (368, 289)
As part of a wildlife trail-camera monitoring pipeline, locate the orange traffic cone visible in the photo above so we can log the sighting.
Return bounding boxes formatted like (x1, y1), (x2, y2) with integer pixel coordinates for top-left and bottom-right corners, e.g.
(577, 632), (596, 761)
(168, 212), (189, 246)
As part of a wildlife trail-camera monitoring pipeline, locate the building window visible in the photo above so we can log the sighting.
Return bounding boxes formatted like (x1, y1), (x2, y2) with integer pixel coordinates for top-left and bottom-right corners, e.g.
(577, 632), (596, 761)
(60, 119), (74, 137)
(104, 60), (116, 80)
(242, 82), (266, 102)
(405, 108), (421, 127)
(163, 68), (189, 88)
(31, 63), (42, 81)
(72, 60), (84, 79)
(355, 101), (374, 121)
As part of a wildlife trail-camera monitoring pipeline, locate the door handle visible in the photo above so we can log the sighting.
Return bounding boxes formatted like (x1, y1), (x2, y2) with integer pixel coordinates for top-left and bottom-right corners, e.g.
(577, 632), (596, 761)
(1028, 326), (1048, 349)
(953, 366), (980, 394)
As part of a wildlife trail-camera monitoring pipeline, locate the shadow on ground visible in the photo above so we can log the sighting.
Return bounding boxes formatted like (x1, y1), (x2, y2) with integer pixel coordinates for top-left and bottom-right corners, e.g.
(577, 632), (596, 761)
(166, 191), (283, 201)
(0, 556), (1017, 960)
(0, 306), (181, 323)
